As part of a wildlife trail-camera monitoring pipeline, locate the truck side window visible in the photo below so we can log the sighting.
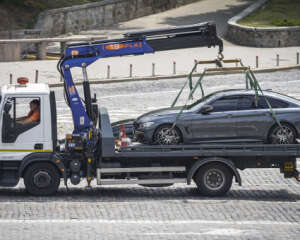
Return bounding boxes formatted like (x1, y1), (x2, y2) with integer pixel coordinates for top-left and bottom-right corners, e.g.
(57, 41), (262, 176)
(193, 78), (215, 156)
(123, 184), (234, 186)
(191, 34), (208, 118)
(2, 97), (41, 143)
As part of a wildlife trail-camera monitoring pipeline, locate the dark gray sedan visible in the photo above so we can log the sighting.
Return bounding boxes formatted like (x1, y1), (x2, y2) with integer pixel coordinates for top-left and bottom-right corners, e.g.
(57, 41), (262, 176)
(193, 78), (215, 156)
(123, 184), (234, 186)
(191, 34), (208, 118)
(133, 89), (300, 145)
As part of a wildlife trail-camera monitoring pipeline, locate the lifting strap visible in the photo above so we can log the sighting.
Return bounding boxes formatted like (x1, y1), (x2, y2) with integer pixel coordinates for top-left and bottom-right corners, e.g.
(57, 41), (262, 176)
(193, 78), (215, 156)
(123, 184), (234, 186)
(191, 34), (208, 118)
(171, 59), (283, 129)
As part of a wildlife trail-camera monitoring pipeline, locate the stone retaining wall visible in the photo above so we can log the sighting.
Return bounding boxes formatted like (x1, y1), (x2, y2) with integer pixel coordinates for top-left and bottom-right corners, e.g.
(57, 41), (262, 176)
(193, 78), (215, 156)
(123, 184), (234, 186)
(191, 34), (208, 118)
(226, 0), (300, 47)
(36, 0), (199, 36)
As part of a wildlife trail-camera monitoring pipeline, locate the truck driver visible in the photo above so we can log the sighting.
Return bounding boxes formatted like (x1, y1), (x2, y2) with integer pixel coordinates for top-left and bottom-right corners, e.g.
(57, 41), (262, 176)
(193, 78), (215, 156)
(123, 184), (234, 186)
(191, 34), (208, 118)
(17, 99), (40, 124)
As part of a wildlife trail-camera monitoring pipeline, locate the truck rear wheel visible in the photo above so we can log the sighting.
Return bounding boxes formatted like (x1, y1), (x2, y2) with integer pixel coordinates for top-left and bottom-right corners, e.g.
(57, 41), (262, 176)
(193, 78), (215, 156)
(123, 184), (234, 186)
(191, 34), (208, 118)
(24, 162), (60, 196)
(193, 163), (233, 197)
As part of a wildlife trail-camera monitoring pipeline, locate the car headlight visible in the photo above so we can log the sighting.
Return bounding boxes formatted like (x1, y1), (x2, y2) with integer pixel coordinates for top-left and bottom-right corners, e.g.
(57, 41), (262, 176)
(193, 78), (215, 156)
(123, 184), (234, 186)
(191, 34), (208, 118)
(140, 122), (155, 128)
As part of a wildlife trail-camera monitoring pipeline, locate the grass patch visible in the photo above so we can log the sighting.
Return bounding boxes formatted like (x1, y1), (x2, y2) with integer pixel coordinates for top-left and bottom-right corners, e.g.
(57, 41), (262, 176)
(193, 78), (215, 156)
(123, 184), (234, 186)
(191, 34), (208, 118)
(0, 0), (103, 31)
(239, 0), (300, 27)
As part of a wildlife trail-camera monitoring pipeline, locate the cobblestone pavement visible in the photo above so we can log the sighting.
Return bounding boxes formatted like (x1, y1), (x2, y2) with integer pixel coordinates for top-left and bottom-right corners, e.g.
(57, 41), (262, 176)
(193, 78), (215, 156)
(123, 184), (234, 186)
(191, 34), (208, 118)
(1, 70), (300, 239)
(0, 169), (300, 240)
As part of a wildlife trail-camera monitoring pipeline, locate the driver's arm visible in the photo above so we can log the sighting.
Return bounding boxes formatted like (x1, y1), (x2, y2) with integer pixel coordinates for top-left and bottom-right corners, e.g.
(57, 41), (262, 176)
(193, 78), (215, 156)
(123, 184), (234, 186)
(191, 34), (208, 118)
(16, 116), (27, 121)
(19, 117), (33, 124)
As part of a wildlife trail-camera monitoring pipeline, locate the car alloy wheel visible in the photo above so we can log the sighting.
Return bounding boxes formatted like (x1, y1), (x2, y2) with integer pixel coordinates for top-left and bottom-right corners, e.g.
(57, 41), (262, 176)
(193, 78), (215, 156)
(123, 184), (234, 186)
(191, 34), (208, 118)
(269, 124), (295, 144)
(154, 126), (181, 145)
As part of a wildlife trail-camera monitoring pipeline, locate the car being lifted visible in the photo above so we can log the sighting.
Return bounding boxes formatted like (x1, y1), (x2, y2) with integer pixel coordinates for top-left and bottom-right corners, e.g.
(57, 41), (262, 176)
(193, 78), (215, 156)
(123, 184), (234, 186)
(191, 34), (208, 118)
(132, 89), (300, 145)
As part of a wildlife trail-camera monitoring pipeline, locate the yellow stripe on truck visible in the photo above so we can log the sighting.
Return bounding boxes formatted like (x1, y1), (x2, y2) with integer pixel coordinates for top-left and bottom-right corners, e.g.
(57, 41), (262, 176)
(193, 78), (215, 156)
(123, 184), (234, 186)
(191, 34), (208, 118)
(0, 149), (52, 152)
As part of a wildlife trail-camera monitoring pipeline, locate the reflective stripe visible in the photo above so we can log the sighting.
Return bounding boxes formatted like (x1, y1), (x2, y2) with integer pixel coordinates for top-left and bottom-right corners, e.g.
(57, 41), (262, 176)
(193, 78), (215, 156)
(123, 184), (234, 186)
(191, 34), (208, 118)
(0, 149), (52, 152)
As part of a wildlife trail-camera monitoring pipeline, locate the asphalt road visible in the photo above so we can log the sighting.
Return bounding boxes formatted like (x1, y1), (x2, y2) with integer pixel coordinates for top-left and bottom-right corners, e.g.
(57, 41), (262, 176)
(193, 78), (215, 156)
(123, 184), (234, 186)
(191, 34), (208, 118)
(1, 70), (300, 239)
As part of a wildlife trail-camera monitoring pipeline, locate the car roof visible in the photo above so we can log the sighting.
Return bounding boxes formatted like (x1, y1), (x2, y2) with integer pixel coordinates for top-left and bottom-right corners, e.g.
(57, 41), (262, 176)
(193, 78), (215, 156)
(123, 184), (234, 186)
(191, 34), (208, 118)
(214, 89), (300, 105)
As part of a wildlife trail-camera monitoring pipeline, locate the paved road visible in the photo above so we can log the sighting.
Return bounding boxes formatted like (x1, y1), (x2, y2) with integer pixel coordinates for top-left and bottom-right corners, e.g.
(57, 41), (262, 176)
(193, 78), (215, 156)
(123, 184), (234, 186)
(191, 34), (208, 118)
(74, 0), (254, 39)
(0, 169), (299, 240)
(0, 70), (300, 239)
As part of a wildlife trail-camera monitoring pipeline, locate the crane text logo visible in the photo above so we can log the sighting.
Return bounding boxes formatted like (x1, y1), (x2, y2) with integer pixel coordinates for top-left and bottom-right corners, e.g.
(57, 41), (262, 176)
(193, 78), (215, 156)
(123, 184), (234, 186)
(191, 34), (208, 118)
(104, 43), (142, 50)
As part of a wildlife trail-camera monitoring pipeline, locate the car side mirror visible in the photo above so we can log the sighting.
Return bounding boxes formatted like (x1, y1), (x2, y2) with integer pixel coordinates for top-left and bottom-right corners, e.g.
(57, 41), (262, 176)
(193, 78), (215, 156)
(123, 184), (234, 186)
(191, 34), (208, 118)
(200, 105), (213, 114)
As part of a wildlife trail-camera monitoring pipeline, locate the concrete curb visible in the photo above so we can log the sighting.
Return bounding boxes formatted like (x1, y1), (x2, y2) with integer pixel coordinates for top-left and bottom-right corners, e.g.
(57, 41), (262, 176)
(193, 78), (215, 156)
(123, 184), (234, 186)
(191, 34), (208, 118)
(226, 0), (300, 47)
(228, 0), (300, 31)
(228, 0), (268, 29)
(49, 65), (300, 88)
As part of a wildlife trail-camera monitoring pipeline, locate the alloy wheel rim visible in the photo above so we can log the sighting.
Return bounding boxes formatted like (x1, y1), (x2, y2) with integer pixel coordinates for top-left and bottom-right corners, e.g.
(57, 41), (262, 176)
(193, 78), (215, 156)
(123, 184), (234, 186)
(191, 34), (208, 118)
(271, 126), (294, 144)
(156, 127), (180, 145)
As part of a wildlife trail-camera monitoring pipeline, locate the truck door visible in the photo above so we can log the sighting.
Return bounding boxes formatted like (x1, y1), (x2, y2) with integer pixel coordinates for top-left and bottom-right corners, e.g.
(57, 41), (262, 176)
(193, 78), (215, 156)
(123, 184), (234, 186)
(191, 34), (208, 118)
(0, 96), (45, 161)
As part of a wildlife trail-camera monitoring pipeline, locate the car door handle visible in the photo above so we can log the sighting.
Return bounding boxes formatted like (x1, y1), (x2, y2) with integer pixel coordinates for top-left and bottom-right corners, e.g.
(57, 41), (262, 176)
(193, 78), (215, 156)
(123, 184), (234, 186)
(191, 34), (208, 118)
(227, 114), (233, 118)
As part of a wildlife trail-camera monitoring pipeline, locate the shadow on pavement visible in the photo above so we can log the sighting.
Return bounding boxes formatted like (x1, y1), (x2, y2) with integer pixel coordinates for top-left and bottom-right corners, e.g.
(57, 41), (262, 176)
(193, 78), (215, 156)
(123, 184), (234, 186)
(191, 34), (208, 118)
(0, 186), (299, 203)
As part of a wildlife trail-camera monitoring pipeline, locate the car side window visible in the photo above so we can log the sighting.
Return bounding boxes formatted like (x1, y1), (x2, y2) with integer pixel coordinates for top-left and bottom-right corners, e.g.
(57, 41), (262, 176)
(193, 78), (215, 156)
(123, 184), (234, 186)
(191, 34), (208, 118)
(211, 96), (239, 112)
(237, 96), (254, 110)
(257, 96), (288, 109)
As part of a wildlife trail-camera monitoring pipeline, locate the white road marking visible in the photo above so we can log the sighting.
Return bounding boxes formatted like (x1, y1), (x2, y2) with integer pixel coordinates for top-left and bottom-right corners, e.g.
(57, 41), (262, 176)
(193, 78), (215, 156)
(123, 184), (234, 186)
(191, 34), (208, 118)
(0, 219), (298, 226)
(142, 229), (248, 236)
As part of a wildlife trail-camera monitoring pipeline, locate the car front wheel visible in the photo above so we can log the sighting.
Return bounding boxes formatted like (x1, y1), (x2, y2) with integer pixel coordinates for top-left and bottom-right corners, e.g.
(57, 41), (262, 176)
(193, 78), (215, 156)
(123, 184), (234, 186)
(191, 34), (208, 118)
(153, 125), (182, 145)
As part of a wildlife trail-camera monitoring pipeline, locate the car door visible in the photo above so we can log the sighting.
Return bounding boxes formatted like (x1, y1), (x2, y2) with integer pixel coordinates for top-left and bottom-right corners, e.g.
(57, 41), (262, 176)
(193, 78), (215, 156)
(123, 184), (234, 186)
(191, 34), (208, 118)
(234, 95), (276, 142)
(189, 95), (239, 142)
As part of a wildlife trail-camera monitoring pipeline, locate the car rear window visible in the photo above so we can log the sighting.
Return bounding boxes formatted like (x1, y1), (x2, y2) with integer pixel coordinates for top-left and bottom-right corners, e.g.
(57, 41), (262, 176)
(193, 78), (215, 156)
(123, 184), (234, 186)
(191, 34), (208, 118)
(257, 96), (289, 109)
(237, 95), (289, 110)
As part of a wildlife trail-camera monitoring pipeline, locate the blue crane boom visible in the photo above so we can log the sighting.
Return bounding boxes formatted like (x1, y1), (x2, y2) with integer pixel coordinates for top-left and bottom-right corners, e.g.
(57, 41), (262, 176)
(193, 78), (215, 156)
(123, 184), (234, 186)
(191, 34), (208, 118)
(57, 22), (223, 134)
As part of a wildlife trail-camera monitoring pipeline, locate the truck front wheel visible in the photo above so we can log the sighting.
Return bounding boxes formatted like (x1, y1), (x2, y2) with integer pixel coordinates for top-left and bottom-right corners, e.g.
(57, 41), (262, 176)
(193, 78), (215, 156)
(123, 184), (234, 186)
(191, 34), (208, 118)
(193, 163), (233, 197)
(24, 162), (60, 196)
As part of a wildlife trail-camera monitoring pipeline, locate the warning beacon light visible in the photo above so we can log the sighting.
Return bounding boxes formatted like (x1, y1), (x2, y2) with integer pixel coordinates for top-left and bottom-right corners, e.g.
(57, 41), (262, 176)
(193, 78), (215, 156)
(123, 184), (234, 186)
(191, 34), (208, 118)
(17, 77), (29, 85)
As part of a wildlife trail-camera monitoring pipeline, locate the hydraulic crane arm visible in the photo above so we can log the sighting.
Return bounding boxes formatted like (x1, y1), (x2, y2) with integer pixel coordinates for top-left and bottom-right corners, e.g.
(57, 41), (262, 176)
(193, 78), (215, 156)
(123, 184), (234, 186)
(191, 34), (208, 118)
(58, 22), (223, 134)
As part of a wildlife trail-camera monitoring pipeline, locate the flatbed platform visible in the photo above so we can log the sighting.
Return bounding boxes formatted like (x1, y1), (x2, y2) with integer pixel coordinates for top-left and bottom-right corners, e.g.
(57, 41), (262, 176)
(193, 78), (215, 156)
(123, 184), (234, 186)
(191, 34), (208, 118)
(100, 108), (300, 158)
(116, 144), (300, 157)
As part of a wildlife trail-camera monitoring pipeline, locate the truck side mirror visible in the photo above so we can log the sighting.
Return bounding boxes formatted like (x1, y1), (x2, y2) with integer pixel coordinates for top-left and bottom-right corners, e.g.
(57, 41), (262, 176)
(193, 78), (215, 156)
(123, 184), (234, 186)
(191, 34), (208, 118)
(200, 105), (213, 114)
(3, 102), (12, 114)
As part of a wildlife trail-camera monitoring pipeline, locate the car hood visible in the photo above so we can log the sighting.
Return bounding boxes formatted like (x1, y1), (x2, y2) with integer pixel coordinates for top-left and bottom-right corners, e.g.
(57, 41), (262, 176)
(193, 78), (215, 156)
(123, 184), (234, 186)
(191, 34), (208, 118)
(136, 106), (187, 122)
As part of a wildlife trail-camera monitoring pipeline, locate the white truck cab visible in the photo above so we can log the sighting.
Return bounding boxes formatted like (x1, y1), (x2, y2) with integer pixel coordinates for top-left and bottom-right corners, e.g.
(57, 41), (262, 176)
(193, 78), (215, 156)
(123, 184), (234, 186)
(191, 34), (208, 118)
(0, 81), (58, 187)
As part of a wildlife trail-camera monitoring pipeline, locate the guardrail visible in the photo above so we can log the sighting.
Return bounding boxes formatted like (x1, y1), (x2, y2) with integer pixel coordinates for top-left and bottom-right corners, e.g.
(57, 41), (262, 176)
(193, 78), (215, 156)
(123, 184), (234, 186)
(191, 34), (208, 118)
(0, 36), (106, 62)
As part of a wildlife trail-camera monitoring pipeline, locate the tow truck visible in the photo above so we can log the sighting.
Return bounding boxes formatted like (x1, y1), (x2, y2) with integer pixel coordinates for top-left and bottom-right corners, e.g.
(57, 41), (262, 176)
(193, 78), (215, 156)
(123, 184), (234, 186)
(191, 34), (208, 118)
(0, 22), (299, 196)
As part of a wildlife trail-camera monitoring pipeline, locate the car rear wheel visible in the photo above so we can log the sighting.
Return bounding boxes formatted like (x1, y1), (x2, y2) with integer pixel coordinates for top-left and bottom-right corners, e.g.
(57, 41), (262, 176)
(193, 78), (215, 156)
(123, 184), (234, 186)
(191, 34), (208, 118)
(268, 123), (296, 144)
(193, 163), (233, 197)
(153, 125), (182, 145)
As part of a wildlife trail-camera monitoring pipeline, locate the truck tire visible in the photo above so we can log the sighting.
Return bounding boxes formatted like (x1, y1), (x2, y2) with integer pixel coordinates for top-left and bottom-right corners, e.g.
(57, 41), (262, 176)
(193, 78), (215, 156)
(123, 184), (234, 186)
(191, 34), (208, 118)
(193, 163), (233, 197)
(24, 162), (60, 196)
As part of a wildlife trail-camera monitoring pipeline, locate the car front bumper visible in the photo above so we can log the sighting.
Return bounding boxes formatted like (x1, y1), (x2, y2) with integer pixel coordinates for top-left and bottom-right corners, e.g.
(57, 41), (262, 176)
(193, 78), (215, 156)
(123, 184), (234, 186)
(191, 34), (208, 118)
(134, 128), (155, 144)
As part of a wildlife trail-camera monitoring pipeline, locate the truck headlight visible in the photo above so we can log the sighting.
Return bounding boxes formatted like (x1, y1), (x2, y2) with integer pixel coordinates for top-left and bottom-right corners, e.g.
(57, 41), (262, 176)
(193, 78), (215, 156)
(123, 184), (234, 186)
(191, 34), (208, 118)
(140, 122), (155, 128)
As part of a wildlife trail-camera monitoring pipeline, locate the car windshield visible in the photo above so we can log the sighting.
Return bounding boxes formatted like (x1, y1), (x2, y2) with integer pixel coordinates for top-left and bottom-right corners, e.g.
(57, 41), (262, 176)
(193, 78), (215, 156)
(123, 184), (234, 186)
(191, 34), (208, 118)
(186, 92), (216, 110)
